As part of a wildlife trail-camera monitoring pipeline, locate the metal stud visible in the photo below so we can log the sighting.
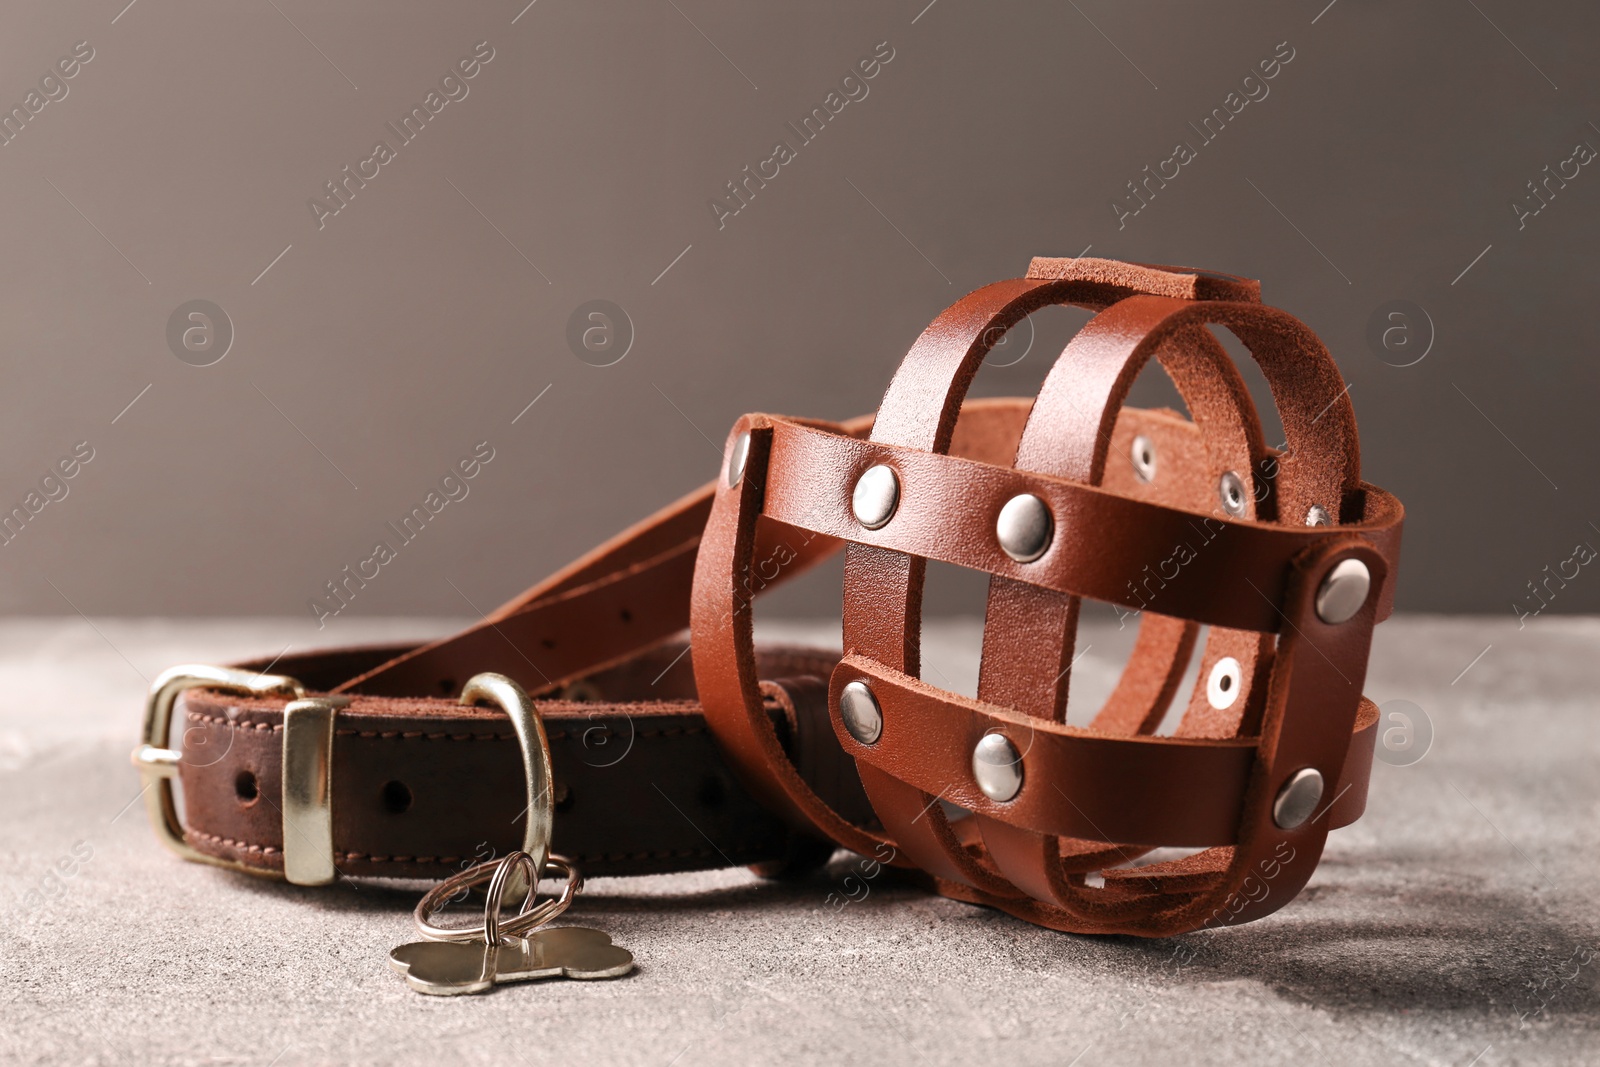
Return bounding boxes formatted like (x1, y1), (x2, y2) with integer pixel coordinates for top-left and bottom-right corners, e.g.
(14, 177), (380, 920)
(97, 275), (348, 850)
(1206, 656), (1243, 711)
(1130, 435), (1157, 482)
(1272, 767), (1324, 829)
(1305, 503), (1332, 527)
(1315, 558), (1371, 625)
(972, 733), (1023, 802)
(726, 431), (750, 487)
(851, 465), (900, 530)
(1218, 471), (1248, 517)
(838, 681), (883, 745)
(996, 493), (1053, 563)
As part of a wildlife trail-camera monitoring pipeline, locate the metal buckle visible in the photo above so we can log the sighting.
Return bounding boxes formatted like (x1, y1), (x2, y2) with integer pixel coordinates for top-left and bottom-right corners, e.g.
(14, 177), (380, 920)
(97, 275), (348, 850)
(132, 665), (307, 873)
(134, 666), (555, 888)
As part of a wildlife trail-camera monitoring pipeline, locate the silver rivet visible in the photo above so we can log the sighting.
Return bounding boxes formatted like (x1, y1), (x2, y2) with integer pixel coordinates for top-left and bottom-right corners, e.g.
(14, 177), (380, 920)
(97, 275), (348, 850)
(851, 465), (899, 530)
(1315, 558), (1371, 625)
(1218, 471), (1248, 517)
(996, 493), (1053, 563)
(1130, 435), (1157, 482)
(726, 432), (750, 487)
(1272, 767), (1324, 829)
(972, 733), (1023, 802)
(1305, 504), (1331, 527)
(839, 681), (882, 745)
(1206, 656), (1242, 711)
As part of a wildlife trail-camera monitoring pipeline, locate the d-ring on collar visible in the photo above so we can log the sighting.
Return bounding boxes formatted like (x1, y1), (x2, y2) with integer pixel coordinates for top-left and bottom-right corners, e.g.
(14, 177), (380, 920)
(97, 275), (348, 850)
(458, 672), (556, 876)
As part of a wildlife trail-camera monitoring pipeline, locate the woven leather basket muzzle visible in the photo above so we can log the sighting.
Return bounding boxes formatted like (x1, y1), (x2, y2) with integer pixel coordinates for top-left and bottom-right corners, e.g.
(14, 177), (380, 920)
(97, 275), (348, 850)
(691, 256), (1404, 936)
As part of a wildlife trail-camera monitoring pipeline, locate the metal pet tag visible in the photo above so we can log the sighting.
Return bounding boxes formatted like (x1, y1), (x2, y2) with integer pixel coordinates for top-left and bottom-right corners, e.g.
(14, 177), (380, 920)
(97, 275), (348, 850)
(389, 927), (634, 996)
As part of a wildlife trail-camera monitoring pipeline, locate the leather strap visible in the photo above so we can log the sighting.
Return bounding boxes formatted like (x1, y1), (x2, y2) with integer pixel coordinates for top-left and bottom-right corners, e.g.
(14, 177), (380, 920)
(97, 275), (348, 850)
(753, 416), (1400, 631)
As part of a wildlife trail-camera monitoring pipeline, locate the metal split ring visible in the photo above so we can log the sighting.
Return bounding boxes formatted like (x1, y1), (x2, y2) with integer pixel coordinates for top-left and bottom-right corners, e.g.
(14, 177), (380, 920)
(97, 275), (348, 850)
(413, 851), (583, 943)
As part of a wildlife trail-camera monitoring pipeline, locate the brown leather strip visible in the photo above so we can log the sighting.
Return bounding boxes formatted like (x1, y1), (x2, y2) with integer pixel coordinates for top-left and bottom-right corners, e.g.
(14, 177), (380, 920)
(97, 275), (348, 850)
(689, 420), (886, 856)
(339, 469), (850, 700)
(1024, 257), (1262, 302)
(825, 653), (1377, 846)
(758, 415), (1401, 631)
(339, 536), (700, 700)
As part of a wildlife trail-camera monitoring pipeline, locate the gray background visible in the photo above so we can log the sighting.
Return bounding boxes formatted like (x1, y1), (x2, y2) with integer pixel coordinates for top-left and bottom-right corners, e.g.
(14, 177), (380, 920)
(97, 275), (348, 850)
(1, 0), (1596, 626)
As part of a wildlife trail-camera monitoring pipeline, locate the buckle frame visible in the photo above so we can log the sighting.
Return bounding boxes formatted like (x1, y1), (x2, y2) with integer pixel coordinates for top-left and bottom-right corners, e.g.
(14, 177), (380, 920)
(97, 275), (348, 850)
(131, 664), (306, 873)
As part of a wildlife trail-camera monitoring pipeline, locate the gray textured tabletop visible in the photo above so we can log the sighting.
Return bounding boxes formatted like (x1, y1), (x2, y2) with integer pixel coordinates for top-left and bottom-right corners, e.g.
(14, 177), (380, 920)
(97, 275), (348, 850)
(1, 615), (1596, 1066)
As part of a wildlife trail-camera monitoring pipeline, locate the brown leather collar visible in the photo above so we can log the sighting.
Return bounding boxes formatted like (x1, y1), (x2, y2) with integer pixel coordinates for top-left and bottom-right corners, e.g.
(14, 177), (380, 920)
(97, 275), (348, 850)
(148, 256), (1402, 939)
(177, 641), (866, 880)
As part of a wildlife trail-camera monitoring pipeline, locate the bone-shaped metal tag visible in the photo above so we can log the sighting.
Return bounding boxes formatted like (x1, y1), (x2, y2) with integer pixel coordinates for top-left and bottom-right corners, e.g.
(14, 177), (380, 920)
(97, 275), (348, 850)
(492, 926), (634, 981)
(388, 940), (495, 996)
(389, 927), (634, 996)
